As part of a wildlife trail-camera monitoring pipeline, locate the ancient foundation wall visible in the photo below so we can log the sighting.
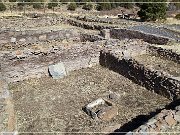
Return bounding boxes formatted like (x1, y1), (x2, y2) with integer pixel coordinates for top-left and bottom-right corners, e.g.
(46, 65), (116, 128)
(1, 43), (100, 83)
(80, 33), (105, 42)
(110, 28), (170, 45)
(0, 29), (80, 46)
(128, 104), (180, 134)
(67, 19), (118, 30)
(99, 51), (180, 100)
(0, 16), (64, 29)
(148, 45), (180, 64)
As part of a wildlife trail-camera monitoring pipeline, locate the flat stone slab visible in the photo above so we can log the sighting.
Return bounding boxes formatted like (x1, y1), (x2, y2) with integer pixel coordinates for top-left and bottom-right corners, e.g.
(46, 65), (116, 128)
(48, 62), (67, 79)
(83, 98), (118, 121)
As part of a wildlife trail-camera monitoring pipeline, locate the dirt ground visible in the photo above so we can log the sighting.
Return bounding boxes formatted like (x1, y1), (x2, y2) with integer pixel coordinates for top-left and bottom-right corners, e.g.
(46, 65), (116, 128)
(9, 65), (170, 133)
(134, 54), (180, 77)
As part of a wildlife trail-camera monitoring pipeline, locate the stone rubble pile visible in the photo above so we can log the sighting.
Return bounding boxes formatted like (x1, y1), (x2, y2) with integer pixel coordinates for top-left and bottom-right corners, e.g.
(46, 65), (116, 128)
(126, 105), (180, 134)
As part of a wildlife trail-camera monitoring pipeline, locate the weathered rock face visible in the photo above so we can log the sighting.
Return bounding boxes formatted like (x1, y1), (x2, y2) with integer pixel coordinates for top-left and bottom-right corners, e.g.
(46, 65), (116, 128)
(48, 62), (67, 79)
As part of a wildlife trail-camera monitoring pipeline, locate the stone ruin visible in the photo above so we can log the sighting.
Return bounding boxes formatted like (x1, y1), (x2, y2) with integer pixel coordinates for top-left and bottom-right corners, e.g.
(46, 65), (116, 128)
(0, 14), (179, 134)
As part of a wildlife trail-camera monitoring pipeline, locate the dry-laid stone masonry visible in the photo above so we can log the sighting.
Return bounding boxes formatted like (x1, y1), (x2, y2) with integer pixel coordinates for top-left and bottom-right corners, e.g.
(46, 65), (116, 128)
(0, 16), (65, 29)
(0, 28), (81, 46)
(126, 105), (180, 134)
(110, 28), (170, 45)
(0, 40), (102, 83)
(148, 45), (180, 64)
(99, 40), (180, 100)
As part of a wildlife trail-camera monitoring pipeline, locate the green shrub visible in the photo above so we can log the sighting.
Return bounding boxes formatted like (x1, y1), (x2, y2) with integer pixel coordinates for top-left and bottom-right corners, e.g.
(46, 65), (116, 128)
(82, 3), (93, 10)
(67, 2), (77, 11)
(0, 2), (6, 11)
(175, 13), (180, 20)
(48, 0), (58, 9)
(96, 0), (111, 11)
(137, 0), (167, 21)
(33, 0), (44, 9)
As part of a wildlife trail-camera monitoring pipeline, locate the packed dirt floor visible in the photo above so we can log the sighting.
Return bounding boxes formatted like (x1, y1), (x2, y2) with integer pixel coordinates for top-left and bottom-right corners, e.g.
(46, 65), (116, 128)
(9, 65), (170, 133)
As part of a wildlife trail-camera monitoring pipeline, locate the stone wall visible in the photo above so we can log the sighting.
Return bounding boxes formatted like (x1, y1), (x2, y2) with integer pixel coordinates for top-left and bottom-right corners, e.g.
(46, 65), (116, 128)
(128, 104), (180, 134)
(0, 16), (64, 29)
(1, 42), (101, 83)
(0, 28), (81, 46)
(67, 18), (119, 30)
(0, 72), (16, 132)
(99, 50), (180, 100)
(65, 18), (171, 45)
(148, 45), (180, 64)
(110, 28), (170, 45)
(80, 33), (105, 42)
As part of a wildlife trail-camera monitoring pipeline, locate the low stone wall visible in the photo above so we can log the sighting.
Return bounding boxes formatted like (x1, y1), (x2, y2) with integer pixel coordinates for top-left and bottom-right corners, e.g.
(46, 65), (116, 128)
(66, 19), (170, 45)
(80, 33), (105, 42)
(99, 50), (180, 100)
(0, 16), (64, 29)
(67, 18), (118, 30)
(148, 45), (180, 64)
(1, 42), (100, 83)
(128, 104), (180, 134)
(0, 28), (80, 46)
(110, 28), (170, 45)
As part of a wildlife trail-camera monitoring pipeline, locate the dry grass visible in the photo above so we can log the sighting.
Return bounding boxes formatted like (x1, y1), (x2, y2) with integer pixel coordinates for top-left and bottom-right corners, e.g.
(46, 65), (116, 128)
(9, 65), (170, 133)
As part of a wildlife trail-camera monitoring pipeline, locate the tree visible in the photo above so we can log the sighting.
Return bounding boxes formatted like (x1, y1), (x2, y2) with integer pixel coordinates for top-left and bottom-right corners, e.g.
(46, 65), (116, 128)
(0, 1), (6, 11)
(82, 1), (93, 10)
(172, 0), (180, 10)
(33, 0), (44, 9)
(96, 0), (111, 11)
(137, 0), (167, 21)
(67, 2), (77, 11)
(48, 0), (58, 10)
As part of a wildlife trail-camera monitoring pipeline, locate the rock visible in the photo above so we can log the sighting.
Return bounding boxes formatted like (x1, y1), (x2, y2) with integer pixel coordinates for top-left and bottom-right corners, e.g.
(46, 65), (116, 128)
(98, 106), (118, 121)
(175, 106), (180, 111)
(155, 112), (165, 120)
(147, 118), (157, 125)
(48, 62), (67, 79)
(148, 127), (157, 134)
(39, 34), (47, 41)
(174, 114), (180, 122)
(165, 115), (177, 126)
(10, 37), (16, 43)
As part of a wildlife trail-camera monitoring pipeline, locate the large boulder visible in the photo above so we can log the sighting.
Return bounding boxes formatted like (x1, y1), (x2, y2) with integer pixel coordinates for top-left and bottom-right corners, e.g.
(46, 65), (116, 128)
(48, 62), (67, 79)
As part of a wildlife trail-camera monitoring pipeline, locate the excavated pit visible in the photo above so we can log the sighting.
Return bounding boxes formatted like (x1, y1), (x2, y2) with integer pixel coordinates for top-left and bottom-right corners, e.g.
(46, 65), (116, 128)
(9, 65), (170, 133)
(0, 15), (179, 133)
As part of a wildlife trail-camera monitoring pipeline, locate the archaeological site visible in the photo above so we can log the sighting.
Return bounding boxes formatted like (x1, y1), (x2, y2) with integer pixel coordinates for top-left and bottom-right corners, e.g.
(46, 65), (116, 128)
(0, 0), (179, 134)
